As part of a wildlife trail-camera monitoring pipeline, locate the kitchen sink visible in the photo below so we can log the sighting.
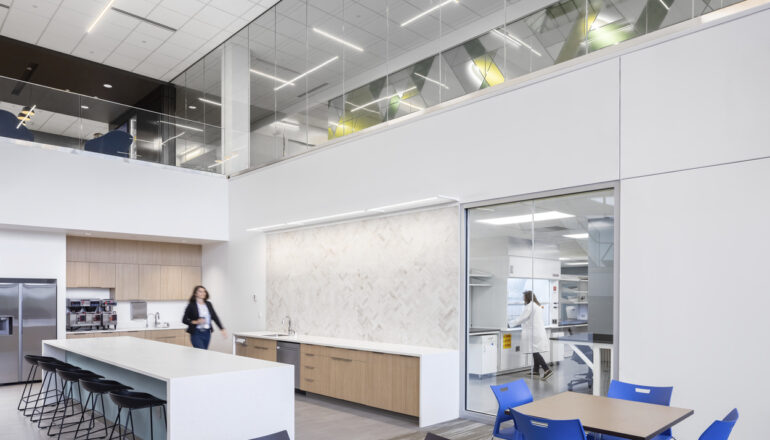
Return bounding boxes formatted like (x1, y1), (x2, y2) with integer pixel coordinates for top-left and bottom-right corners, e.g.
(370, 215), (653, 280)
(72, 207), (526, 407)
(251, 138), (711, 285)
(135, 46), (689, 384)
(263, 332), (290, 337)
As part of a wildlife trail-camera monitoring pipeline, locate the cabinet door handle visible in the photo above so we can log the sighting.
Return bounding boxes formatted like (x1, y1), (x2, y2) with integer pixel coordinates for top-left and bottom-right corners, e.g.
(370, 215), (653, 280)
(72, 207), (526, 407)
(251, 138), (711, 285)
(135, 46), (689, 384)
(331, 356), (352, 362)
(305, 378), (314, 383)
(253, 346), (268, 350)
(304, 353), (315, 357)
(304, 366), (314, 370)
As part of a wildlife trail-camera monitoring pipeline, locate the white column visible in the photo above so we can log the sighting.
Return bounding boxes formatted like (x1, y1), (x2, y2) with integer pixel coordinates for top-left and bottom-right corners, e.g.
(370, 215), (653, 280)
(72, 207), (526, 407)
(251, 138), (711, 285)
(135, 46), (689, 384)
(222, 33), (250, 174)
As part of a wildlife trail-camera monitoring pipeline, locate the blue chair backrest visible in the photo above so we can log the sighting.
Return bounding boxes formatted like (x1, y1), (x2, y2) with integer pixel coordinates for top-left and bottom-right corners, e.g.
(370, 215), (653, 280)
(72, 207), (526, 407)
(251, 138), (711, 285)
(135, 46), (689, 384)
(511, 409), (586, 440)
(0, 109), (34, 142)
(699, 409), (739, 440)
(84, 130), (133, 157)
(490, 380), (533, 436)
(607, 380), (673, 406)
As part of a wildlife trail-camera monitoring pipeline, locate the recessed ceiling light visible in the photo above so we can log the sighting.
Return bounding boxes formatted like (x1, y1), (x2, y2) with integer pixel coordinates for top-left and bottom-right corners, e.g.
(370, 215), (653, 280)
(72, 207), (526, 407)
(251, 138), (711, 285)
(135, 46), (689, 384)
(312, 28), (364, 52)
(563, 233), (589, 239)
(401, 0), (458, 27)
(188, 105), (197, 110)
(274, 56), (339, 91)
(564, 261), (589, 266)
(250, 69), (295, 86)
(103, 83), (112, 88)
(87, 0), (116, 33)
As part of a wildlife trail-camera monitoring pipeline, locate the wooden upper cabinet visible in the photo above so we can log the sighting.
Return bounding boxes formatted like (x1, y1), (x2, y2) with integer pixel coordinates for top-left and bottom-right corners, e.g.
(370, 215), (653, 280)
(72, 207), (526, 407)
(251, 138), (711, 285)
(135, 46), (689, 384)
(160, 243), (181, 266)
(115, 264), (139, 300)
(67, 262), (90, 287)
(179, 244), (202, 266)
(66, 236), (88, 262)
(139, 265), (162, 300)
(114, 240), (139, 264)
(138, 242), (163, 265)
(180, 266), (201, 300)
(160, 266), (182, 300)
(87, 238), (116, 263)
(89, 263), (116, 288)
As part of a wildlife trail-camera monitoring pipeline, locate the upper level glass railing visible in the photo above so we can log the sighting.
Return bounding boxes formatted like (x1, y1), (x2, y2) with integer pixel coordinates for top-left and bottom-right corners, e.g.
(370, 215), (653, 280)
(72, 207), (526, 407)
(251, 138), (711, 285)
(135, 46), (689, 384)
(0, 75), (224, 174)
(184, 0), (745, 175)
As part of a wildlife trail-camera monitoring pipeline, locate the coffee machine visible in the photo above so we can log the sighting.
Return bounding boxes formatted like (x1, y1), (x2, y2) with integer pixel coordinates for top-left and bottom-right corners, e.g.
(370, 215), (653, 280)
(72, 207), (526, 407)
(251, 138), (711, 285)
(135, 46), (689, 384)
(66, 299), (118, 331)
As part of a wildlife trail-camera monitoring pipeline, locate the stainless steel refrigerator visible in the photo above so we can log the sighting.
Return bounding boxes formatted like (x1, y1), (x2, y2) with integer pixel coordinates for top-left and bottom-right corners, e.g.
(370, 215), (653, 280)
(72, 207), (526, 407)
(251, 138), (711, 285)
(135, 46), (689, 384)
(0, 279), (57, 384)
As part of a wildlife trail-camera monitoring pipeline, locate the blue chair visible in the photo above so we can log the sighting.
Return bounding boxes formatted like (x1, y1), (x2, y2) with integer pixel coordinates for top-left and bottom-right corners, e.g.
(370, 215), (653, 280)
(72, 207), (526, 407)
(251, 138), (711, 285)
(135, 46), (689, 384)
(0, 109), (34, 142)
(511, 409), (587, 440)
(699, 409), (738, 440)
(490, 380), (533, 440)
(600, 380), (674, 440)
(84, 130), (133, 158)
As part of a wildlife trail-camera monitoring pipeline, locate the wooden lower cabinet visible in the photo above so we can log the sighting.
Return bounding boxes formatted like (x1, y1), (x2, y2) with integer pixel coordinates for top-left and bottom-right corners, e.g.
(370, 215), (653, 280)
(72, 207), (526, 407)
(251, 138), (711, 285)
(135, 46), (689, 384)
(67, 329), (188, 346)
(297, 343), (420, 417)
(66, 333), (94, 339)
(235, 337), (277, 362)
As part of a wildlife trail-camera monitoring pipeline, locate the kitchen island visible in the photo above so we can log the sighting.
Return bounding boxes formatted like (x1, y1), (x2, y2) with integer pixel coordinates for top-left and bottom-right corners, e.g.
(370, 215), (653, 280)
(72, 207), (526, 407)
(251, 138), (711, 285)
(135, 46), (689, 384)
(43, 336), (294, 440)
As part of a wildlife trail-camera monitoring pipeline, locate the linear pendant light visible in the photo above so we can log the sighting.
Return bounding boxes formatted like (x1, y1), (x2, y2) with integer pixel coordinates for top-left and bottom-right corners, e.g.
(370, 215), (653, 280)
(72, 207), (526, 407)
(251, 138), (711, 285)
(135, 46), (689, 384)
(401, 0), (458, 27)
(563, 233), (589, 239)
(477, 211), (574, 225)
(250, 69), (295, 86)
(247, 196), (458, 232)
(351, 86), (417, 112)
(275, 56), (339, 91)
(312, 28), (364, 52)
(198, 97), (222, 106)
(413, 72), (449, 89)
(87, 0), (116, 33)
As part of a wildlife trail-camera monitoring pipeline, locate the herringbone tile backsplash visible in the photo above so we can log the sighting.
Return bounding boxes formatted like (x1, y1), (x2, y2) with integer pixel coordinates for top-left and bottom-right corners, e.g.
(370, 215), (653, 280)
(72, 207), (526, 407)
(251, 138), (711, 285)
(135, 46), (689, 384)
(266, 207), (460, 349)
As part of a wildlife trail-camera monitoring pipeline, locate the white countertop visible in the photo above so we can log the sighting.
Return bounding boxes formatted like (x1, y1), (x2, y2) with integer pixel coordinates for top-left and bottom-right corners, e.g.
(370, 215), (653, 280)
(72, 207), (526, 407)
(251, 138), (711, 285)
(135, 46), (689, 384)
(233, 331), (456, 358)
(44, 336), (288, 381)
(67, 326), (187, 334)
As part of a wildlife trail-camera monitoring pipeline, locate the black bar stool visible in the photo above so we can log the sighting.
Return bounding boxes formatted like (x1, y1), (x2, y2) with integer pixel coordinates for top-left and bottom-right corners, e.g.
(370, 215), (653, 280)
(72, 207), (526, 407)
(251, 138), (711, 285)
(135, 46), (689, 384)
(47, 368), (104, 438)
(75, 378), (133, 440)
(17, 354), (59, 412)
(107, 390), (167, 440)
(27, 360), (80, 422)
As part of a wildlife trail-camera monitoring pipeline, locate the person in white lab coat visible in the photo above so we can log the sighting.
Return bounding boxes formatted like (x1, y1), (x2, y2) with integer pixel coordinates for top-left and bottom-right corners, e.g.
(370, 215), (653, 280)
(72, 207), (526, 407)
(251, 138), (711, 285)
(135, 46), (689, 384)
(508, 290), (553, 380)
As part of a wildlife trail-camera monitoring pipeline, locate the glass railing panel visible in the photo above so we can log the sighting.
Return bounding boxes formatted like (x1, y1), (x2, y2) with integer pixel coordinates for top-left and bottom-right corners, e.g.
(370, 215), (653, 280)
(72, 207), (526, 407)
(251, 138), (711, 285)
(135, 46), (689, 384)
(0, 76), (223, 174)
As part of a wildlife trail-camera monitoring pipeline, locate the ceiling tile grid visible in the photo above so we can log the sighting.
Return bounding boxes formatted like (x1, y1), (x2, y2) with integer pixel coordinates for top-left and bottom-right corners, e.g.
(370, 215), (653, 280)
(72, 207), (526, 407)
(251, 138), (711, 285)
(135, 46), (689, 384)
(0, 0), (278, 82)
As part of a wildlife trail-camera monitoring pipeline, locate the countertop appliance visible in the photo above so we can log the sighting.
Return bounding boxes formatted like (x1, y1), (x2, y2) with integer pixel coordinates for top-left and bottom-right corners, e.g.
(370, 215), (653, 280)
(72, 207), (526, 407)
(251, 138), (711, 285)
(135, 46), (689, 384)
(67, 298), (117, 331)
(0, 279), (56, 384)
(276, 341), (300, 389)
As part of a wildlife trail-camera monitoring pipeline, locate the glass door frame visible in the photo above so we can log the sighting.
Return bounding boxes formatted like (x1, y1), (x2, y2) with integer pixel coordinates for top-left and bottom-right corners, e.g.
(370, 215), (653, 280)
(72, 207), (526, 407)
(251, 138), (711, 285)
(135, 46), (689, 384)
(458, 180), (621, 421)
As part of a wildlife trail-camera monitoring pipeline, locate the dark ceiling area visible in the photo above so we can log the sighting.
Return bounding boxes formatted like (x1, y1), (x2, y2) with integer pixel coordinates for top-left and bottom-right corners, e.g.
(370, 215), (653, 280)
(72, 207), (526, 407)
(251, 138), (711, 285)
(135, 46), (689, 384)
(0, 35), (170, 113)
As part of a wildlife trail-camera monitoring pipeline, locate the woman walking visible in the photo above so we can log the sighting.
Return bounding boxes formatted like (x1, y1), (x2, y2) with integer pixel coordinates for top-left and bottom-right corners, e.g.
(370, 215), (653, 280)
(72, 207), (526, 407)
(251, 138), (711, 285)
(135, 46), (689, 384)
(508, 290), (553, 380)
(183, 285), (227, 349)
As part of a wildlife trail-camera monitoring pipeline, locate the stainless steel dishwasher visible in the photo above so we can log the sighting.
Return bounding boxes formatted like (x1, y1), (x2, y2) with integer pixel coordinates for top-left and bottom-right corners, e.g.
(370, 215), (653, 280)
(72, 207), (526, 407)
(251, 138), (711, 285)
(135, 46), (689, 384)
(276, 341), (300, 389)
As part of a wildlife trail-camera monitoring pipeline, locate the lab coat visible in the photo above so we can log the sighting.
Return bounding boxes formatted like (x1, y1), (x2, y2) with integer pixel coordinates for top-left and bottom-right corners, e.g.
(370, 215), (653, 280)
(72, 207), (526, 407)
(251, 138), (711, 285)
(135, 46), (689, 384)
(508, 302), (549, 354)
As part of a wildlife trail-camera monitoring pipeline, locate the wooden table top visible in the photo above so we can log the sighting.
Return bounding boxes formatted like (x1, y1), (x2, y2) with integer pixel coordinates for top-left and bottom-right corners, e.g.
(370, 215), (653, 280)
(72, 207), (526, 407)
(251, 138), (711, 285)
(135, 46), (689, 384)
(514, 392), (693, 440)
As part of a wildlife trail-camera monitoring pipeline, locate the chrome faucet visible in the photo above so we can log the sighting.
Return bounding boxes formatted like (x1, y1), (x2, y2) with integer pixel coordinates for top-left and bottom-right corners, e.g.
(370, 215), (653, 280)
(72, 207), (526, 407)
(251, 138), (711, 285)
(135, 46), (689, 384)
(154, 312), (160, 328)
(282, 315), (295, 336)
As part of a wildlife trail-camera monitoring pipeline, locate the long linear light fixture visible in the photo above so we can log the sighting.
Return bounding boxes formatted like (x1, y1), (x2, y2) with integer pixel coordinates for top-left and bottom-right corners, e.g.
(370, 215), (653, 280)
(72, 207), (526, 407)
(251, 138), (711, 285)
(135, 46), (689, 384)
(87, 0), (116, 33)
(158, 120), (203, 132)
(477, 211), (573, 225)
(312, 28), (363, 52)
(401, 0), (458, 27)
(563, 233), (589, 239)
(111, 7), (177, 32)
(658, 0), (671, 10)
(247, 196), (458, 232)
(345, 100), (379, 115)
(198, 97), (222, 106)
(492, 29), (542, 57)
(413, 72), (449, 90)
(207, 153), (239, 169)
(16, 104), (35, 129)
(352, 86), (417, 112)
(250, 69), (295, 86)
(275, 56), (339, 91)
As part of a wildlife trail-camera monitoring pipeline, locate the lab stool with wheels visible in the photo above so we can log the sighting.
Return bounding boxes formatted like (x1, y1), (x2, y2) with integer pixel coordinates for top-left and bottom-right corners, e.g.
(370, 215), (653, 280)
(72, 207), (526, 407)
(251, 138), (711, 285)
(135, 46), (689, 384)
(76, 378), (133, 440)
(107, 389), (167, 440)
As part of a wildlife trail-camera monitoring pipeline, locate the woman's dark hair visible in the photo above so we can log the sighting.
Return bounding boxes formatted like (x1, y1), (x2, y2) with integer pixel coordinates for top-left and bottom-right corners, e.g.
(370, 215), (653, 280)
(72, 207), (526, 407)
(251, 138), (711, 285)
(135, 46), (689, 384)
(523, 290), (541, 306)
(189, 285), (209, 303)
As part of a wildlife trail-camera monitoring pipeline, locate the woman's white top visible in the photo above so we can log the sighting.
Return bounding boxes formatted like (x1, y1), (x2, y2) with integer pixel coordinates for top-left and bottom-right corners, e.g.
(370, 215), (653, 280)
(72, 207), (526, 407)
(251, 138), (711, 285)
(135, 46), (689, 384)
(196, 302), (211, 330)
(508, 302), (549, 353)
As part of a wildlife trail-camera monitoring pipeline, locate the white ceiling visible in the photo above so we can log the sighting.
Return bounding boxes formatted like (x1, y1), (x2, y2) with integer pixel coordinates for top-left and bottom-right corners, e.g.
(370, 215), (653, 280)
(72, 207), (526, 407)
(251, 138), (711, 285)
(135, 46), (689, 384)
(0, 0), (280, 82)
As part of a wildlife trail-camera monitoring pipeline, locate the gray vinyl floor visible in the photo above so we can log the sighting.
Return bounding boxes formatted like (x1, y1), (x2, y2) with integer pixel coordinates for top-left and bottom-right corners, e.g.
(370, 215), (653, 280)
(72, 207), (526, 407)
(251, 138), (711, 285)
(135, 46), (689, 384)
(0, 382), (494, 440)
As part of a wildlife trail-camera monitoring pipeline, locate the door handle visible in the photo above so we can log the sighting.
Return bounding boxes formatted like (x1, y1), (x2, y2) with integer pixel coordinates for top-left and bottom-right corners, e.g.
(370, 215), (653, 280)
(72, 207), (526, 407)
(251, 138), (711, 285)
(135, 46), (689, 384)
(331, 356), (352, 362)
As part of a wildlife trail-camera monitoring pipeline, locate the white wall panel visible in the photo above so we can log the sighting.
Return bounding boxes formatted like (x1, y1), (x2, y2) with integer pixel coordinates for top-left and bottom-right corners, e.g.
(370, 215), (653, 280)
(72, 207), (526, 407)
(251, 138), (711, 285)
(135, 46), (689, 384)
(619, 158), (770, 438)
(0, 139), (228, 241)
(230, 59), (620, 232)
(620, 8), (770, 178)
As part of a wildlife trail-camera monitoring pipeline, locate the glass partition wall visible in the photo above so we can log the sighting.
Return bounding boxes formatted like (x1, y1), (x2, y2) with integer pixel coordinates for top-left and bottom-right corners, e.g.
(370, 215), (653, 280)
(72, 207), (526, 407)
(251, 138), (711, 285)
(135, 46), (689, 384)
(466, 188), (616, 415)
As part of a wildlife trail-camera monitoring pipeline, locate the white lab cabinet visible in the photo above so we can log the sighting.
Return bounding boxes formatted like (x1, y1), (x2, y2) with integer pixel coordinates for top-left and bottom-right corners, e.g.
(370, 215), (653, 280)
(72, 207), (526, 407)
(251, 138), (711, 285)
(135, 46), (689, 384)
(508, 256), (561, 279)
(468, 333), (499, 376)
